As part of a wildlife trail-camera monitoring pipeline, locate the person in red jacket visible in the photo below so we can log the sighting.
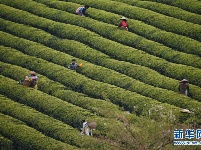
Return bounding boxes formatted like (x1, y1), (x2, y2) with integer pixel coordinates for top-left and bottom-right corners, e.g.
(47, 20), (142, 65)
(118, 16), (128, 30)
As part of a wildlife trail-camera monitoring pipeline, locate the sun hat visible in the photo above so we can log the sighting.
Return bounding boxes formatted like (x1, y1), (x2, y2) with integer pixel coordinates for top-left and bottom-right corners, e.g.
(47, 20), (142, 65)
(30, 71), (37, 75)
(179, 79), (188, 83)
(180, 109), (191, 114)
(120, 16), (127, 20)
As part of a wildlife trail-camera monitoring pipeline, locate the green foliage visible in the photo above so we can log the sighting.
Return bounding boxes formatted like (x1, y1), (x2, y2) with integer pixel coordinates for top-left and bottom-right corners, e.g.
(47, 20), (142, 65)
(1, 20), (201, 102)
(36, 0), (201, 58)
(113, 0), (201, 25)
(1, 31), (201, 113)
(0, 134), (14, 150)
(0, 8), (201, 97)
(0, 113), (77, 150)
(0, 0), (201, 148)
(142, 0), (201, 15)
(0, 94), (115, 149)
(0, 47), (187, 123)
(0, 75), (140, 147)
(1, 0), (201, 69)
(54, 0), (201, 41)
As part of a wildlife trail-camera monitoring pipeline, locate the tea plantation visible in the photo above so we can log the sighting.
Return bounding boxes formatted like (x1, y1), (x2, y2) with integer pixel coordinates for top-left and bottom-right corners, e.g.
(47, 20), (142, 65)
(0, 0), (201, 149)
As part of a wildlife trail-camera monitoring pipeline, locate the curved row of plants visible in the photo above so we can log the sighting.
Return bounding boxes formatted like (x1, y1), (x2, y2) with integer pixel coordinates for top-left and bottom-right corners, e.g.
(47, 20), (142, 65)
(35, 0), (201, 62)
(0, 93), (116, 150)
(1, 62), (181, 149)
(0, 61), (137, 122)
(56, 0), (201, 41)
(0, 75), (138, 148)
(2, 60), (201, 126)
(32, 0), (201, 58)
(38, 0), (201, 57)
(1, 17), (201, 91)
(0, 46), (187, 123)
(3, 0), (201, 68)
(0, 134), (13, 150)
(1, 26), (201, 102)
(1, 31), (201, 113)
(0, 69), (179, 150)
(0, 112), (76, 150)
(0, 0), (200, 149)
(113, 0), (201, 25)
(142, 0), (201, 15)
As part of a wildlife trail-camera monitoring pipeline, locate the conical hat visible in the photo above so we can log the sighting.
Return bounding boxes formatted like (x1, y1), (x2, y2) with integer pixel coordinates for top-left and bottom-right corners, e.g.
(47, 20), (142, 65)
(180, 109), (191, 113)
(120, 16), (127, 20)
(179, 79), (188, 83)
(30, 71), (36, 75)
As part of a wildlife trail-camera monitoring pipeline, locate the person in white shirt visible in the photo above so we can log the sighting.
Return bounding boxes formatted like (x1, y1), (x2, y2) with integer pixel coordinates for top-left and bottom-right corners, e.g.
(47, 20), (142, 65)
(81, 120), (90, 136)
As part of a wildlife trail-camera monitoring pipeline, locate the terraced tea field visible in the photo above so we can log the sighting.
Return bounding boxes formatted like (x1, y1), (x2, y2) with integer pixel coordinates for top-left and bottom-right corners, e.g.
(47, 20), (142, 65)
(0, 0), (201, 149)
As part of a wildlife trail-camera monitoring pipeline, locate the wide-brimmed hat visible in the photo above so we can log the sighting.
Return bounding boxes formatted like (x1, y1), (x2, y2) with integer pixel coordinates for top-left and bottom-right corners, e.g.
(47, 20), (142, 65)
(30, 71), (37, 75)
(180, 109), (191, 114)
(120, 16), (127, 20)
(179, 79), (188, 83)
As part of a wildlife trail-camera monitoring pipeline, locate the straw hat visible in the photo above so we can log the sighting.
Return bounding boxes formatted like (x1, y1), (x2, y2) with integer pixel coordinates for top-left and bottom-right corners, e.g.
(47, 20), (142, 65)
(30, 71), (37, 75)
(120, 16), (127, 20)
(179, 79), (188, 83)
(180, 109), (191, 114)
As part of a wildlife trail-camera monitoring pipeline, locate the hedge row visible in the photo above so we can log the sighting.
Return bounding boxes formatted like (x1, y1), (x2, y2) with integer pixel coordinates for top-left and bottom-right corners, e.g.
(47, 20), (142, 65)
(0, 75), (140, 148)
(2, 0), (201, 70)
(0, 61), (137, 122)
(1, 31), (201, 113)
(0, 46), (188, 124)
(142, 0), (201, 15)
(33, 0), (201, 57)
(0, 76), (182, 150)
(0, 134), (13, 150)
(0, 113), (77, 150)
(1, 13), (201, 90)
(2, 62), (181, 149)
(0, 63), (200, 131)
(55, 0), (201, 41)
(113, 0), (201, 25)
(1, 19), (201, 101)
(0, 94), (116, 150)
(36, 0), (201, 60)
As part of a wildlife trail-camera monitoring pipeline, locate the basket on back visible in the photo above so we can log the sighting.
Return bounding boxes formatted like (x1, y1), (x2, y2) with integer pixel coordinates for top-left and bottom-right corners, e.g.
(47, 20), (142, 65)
(23, 79), (31, 87)
(88, 122), (97, 130)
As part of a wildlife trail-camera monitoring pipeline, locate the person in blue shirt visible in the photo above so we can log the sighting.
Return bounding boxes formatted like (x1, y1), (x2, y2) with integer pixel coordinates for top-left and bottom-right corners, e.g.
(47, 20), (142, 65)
(76, 5), (89, 16)
(68, 59), (83, 71)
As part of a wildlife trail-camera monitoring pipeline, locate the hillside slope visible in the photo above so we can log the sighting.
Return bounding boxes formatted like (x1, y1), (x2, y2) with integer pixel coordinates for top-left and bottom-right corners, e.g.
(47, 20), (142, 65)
(0, 0), (200, 149)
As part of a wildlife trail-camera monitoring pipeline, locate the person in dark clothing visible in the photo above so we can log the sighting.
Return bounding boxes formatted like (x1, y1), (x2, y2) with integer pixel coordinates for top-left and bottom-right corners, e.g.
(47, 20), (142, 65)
(68, 59), (82, 71)
(75, 5), (89, 16)
(178, 79), (189, 96)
